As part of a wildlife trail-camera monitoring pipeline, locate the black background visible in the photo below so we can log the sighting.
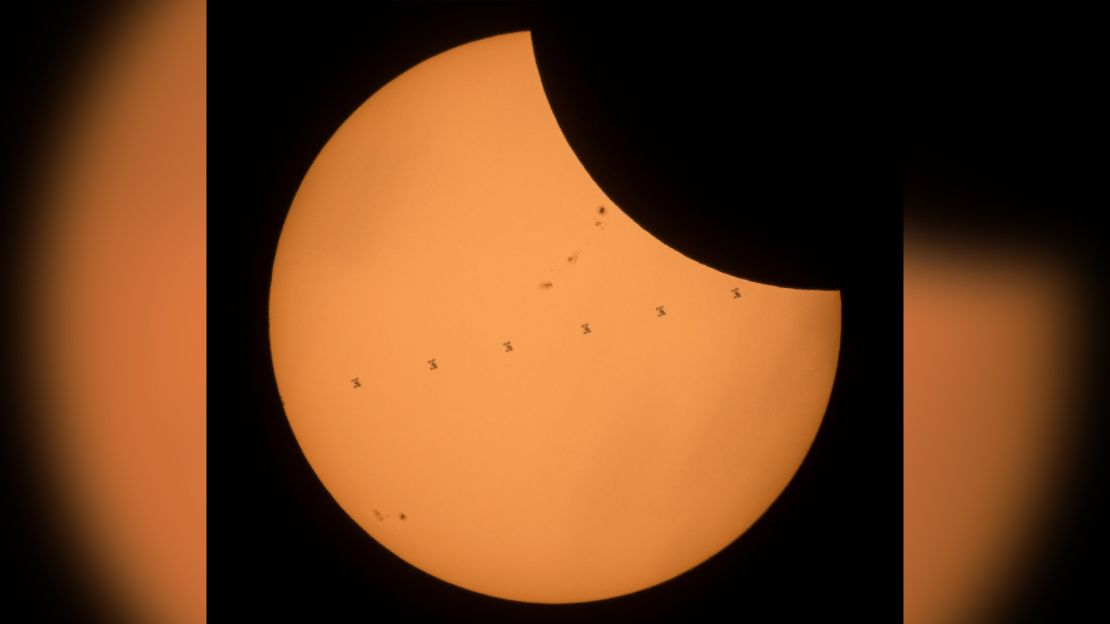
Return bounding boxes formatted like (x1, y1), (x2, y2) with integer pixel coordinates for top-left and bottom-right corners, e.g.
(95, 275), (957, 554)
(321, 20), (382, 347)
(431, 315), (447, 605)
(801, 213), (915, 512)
(206, 3), (901, 622)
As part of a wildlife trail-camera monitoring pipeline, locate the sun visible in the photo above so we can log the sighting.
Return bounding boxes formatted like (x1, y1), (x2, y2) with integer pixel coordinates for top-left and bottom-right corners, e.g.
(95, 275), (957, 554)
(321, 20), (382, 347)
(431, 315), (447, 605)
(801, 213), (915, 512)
(269, 31), (840, 604)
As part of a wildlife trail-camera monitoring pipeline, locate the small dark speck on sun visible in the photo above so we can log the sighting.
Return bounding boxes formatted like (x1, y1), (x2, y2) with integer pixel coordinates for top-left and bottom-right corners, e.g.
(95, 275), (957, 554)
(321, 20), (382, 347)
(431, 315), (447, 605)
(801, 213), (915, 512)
(399, 513), (406, 520)
(599, 206), (606, 215)
(540, 281), (554, 289)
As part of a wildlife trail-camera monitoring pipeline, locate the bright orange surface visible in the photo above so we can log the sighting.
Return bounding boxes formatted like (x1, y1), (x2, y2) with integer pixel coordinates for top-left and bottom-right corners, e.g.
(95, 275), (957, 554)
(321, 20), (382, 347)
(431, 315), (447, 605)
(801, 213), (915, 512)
(270, 31), (840, 603)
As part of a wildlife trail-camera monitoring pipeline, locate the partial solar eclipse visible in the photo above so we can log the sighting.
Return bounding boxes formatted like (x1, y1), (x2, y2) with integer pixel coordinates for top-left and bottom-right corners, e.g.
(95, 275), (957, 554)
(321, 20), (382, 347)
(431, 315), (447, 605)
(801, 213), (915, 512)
(269, 31), (841, 603)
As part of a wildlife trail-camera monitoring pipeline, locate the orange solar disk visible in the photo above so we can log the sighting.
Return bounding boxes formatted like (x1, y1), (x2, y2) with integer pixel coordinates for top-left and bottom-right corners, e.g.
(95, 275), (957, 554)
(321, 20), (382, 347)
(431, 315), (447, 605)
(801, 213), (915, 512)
(270, 31), (840, 604)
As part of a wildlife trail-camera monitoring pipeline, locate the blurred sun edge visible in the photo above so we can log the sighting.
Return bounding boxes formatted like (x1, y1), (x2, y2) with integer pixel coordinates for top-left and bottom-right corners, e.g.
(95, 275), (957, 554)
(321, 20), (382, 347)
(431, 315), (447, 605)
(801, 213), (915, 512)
(11, 2), (206, 623)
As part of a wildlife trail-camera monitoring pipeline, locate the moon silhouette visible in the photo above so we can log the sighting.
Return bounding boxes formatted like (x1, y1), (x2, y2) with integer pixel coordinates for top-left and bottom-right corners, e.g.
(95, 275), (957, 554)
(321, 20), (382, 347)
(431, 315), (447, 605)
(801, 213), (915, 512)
(269, 31), (840, 604)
